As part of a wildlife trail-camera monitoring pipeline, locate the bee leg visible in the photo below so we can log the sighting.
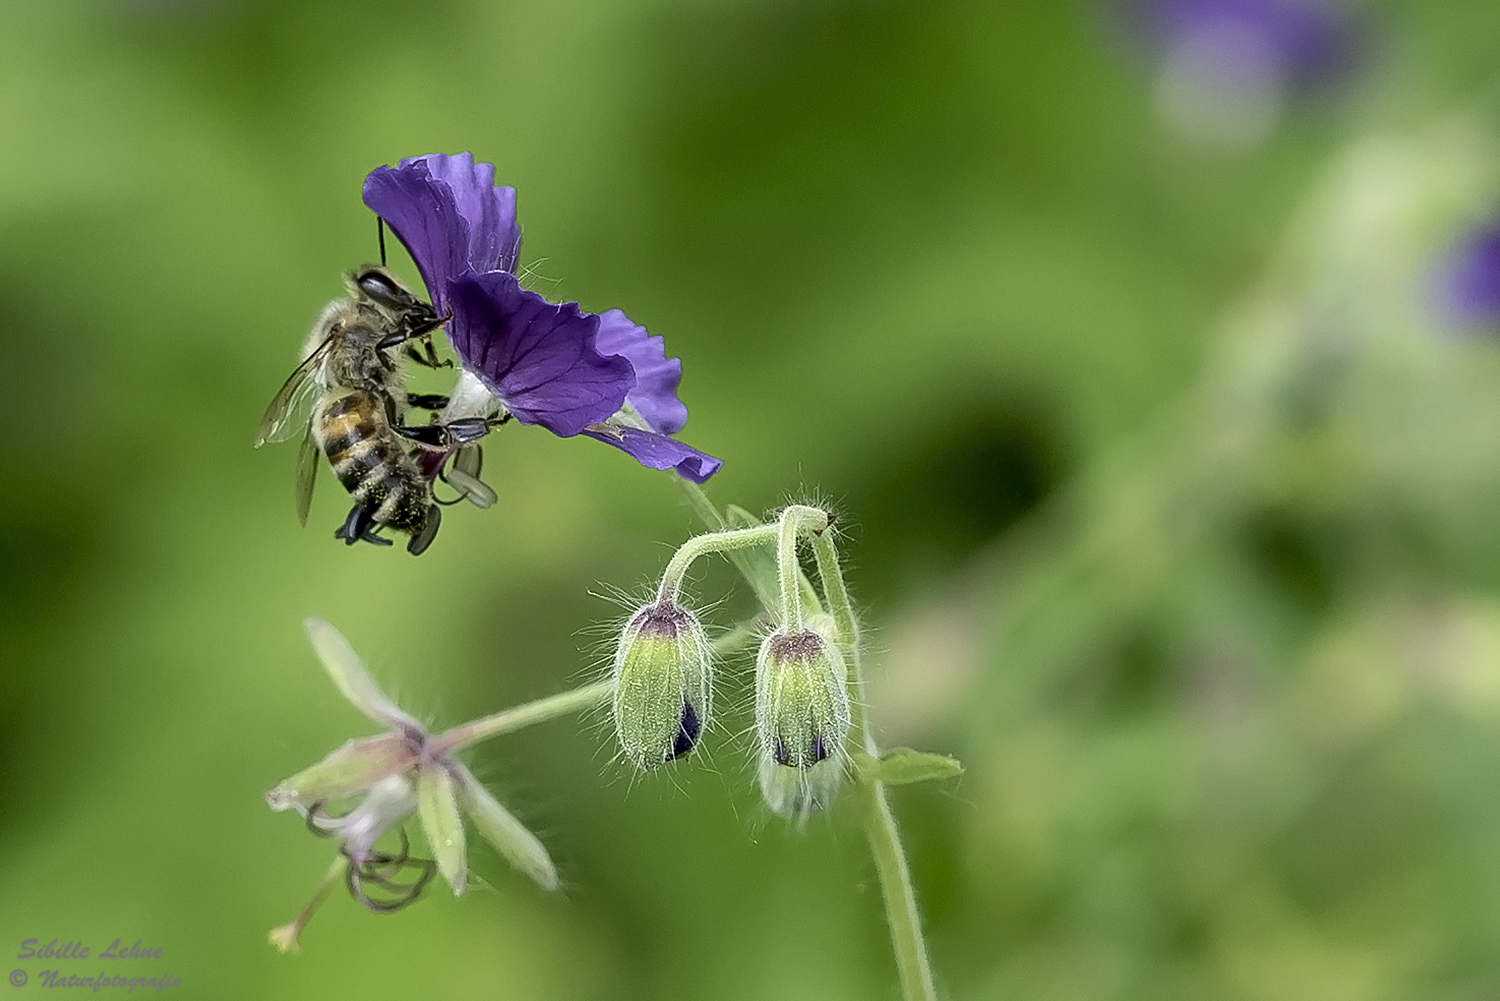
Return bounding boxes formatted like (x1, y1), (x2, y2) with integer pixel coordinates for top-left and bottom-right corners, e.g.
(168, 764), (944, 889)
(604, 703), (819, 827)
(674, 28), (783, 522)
(398, 415), (497, 455)
(391, 332), (450, 371)
(405, 346), (446, 369)
(438, 417), (495, 444)
(334, 505), (392, 548)
(419, 336), (448, 370)
(395, 424), (453, 450)
(406, 505), (441, 556)
(405, 393), (451, 412)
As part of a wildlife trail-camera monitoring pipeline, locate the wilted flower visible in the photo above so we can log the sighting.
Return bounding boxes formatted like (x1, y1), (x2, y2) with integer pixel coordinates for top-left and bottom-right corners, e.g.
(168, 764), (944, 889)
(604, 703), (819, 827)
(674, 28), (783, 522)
(267, 618), (556, 950)
(363, 153), (721, 482)
(611, 599), (714, 770)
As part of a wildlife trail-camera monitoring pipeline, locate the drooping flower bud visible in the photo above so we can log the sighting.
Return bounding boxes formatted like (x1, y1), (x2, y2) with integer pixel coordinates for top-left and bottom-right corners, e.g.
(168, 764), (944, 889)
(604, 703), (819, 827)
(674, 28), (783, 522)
(611, 600), (713, 770)
(755, 629), (850, 771)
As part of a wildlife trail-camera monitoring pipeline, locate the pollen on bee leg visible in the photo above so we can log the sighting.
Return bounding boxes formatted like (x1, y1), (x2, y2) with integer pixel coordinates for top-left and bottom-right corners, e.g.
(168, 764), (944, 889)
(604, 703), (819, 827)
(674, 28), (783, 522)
(406, 505), (441, 555)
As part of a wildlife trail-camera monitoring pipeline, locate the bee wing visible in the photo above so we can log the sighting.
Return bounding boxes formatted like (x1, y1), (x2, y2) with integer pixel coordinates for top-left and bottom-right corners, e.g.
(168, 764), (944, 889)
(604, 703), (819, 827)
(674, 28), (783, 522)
(294, 422), (320, 526)
(255, 339), (331, 446)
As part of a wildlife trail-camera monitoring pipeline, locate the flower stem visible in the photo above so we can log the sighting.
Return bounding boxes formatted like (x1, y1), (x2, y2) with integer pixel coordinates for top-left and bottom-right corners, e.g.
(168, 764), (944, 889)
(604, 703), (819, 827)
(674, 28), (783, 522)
(776, 509), (805, 630)
(269, 854), (348, 954)
(810, 531), (857, 648)
(813, 530), (937, 1001)
(432, 680), (612, 756)
(684, 482), (937, 999)
(655, 524), (781, 604)
(774, 504), (832, 630)
(854, 778), (937, 1001)
(676, 478), (785, 609)
(677, 475), (729, 531)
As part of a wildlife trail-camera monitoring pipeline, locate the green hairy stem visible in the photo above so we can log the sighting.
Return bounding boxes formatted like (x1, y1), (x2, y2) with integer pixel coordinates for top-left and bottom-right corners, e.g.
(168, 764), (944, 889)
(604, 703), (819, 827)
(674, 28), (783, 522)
(432, 681), (612, 756)
(678, 479), (940, 1001)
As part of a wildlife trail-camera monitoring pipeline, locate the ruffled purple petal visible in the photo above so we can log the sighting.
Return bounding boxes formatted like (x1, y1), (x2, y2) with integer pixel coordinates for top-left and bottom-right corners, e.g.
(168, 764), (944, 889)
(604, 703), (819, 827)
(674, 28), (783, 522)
(446, 271), (633, 437)
(362, 153), (521, 314)
(363, 159), (470, 314)
(416, 153), (521, 275)
(582, 425), (723, 483)
(594, 309), (689, 435)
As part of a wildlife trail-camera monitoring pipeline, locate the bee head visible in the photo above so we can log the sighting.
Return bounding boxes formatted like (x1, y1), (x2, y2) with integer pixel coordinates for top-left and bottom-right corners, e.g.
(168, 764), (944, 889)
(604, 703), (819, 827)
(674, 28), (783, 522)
(349, 267), (428, 317)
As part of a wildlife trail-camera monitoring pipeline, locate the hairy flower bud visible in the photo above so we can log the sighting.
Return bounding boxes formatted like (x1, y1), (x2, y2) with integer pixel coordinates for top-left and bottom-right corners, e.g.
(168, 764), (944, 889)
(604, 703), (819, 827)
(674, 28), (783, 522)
(755, 629), (850, 771)
(612, 600), (713, 770)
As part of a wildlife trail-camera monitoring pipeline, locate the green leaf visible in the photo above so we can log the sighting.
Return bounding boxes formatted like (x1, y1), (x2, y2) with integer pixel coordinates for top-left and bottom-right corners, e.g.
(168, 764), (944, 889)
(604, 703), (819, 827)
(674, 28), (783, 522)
(860, 747), (964, 786)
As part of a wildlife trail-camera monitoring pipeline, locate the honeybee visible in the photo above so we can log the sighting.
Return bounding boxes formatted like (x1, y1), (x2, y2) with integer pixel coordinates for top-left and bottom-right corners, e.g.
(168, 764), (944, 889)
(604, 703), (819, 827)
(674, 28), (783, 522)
(255, 267), (496, 555)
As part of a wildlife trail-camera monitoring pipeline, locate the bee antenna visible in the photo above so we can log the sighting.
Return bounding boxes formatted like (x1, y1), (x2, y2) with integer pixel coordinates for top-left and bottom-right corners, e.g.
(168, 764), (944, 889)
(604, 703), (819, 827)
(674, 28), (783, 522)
(377, 216), (388, 267)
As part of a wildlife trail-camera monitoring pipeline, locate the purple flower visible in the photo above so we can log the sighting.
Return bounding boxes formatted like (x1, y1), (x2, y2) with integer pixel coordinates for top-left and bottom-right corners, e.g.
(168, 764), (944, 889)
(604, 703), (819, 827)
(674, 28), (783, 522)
(584, 309), (722, 483)
(1122, 0), (1357, 147)
(364, 153), (520, 316)
(1438, 223), (1500, 330)
(580, 423), (722, 484)
(363, 153), (721, 482)
(594, 310), (689, 436)
(1139, 0), (1350, 89)
(444, 270), (633, 436)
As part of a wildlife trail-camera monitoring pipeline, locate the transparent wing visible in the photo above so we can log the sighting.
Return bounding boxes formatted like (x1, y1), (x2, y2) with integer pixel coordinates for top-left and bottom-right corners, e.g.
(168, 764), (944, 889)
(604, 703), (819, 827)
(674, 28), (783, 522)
(255, 339), (332, 446)
(294, 422), (320, 526)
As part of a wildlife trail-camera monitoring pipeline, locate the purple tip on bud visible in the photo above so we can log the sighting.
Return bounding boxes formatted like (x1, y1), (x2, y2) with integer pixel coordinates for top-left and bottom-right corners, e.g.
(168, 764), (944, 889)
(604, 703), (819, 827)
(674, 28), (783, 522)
(671, 701), (701, 759)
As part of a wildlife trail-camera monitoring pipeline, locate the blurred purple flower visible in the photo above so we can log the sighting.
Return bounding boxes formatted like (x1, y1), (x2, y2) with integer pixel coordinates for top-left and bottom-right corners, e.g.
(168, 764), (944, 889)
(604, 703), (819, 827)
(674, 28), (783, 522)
(362, 153), (721, 481)
(1141, 0), (1350, 87)
(1124, 0), (1356, 147)
(1438, 224), (1500, 330)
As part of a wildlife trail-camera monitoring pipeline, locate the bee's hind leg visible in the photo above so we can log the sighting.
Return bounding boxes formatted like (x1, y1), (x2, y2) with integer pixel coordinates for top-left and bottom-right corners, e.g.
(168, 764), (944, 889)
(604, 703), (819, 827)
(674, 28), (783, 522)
(334, 505), (392, 548)
(406, 504), (441, 556)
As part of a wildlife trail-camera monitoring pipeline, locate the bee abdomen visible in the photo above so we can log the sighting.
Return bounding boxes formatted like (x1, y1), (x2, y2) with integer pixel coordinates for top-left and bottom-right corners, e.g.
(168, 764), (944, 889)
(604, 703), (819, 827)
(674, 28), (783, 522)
(316, 390), (429, 535)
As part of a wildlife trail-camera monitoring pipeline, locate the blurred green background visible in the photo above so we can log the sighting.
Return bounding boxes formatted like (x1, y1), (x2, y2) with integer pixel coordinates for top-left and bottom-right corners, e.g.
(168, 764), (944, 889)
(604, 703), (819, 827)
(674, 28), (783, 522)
(7, 0), (1500, 997)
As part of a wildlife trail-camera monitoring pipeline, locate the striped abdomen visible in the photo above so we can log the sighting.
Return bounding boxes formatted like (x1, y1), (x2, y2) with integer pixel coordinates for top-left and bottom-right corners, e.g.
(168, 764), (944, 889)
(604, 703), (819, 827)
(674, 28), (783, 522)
(315, 389), (429, 536)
